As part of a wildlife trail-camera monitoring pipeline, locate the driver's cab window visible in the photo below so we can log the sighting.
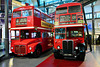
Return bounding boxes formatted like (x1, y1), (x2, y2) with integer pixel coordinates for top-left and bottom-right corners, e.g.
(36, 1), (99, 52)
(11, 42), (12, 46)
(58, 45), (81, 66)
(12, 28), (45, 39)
(21, 30), (29, 39)
(11, 30), (19, 39)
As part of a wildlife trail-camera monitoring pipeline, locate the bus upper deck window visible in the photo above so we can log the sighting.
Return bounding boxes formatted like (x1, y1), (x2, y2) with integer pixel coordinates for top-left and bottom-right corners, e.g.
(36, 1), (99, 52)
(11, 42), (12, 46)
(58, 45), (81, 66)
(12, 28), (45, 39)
(22, 10), (32, 17)
(34, 10), (40, 18)
(56, 7), (67, 14)
(13, 11), (21, 18)
(69, 5), (81, 13)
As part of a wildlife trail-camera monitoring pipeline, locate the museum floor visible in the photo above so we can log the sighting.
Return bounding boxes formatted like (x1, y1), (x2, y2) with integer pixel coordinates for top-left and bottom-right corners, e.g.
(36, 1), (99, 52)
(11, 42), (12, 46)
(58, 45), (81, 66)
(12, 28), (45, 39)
(0, 45), (100, 67)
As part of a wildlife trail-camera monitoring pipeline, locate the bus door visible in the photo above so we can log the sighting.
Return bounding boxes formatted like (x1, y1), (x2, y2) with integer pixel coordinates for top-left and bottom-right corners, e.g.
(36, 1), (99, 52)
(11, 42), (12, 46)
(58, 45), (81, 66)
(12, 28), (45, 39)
(42, 32), (49, 51)
(47, 32), (54, 47)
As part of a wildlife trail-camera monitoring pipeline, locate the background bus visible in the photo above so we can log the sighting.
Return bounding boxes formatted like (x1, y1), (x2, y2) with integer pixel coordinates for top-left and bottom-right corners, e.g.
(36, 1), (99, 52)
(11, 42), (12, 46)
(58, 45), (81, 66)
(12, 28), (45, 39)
(10, 5), (54, 57)
(53, 2), (86, 61)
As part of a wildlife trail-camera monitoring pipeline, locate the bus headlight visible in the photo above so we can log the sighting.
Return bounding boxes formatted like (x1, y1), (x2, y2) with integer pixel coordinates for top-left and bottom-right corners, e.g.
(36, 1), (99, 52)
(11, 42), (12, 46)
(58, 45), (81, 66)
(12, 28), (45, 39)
(11, 47), (13, 49)
(55, 41), (57, 43)
(75, 47), (78, 50)
(29, 47), (32, 50)
(57, 46), (60, 49)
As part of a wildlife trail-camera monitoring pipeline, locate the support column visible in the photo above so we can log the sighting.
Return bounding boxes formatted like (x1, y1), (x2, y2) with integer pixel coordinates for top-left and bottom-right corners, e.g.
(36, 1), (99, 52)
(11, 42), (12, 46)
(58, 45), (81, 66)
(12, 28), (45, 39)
(91, 3), (95, 45)
(37, 0), (40, 7)
(5, 0), (9, 58)
(43, 1), (45, 13)
(82, 6), (92, 51)
(46, 7), (49, 14)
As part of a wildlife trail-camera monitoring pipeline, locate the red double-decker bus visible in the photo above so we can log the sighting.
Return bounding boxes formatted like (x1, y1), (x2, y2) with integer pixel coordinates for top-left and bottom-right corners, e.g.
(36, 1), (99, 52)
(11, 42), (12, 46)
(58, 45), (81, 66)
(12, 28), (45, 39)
(53, 2), (86, 61)
(10, 5), (54, 57)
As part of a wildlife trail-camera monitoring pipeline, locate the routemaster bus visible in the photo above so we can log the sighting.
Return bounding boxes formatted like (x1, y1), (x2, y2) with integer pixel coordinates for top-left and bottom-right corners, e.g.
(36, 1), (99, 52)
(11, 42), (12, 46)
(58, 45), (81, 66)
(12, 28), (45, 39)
(10, 5), (54, 57)
(53, 2), (86, 61)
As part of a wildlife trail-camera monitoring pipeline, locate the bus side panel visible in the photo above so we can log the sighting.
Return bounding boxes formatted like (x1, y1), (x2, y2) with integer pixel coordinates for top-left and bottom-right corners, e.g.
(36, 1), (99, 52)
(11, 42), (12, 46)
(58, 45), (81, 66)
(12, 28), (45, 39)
(41, 38), (48, 52)
(42, 37), (53, 52)
(34, 17), (41, 27)
(28, 42), (41, 53)
(11, 40), (20, 53)
(11, 18), (16, 28)
(27, 16), (34, 27)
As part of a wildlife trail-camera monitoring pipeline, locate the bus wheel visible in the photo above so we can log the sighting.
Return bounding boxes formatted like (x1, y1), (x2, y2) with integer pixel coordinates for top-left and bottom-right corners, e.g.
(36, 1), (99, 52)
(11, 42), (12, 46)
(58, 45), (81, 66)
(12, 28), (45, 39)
(9, 53), (14, 56)
(33, 45), (42, 58)
(54, 52), (63, 59)
(78, 52), (85, 61)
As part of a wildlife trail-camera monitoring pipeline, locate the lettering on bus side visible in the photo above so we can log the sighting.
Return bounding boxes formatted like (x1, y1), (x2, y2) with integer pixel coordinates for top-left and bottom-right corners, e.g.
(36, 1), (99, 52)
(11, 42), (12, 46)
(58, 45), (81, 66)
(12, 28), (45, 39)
(41, 20), (53, 28)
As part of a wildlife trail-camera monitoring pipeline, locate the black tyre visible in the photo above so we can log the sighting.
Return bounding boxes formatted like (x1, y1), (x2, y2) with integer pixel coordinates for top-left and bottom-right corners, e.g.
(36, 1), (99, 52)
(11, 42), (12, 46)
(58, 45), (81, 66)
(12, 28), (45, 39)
(78, 52), (85, 61)
(9, 53), (14, 56)
(33, 45), (42, 58)
(54, 52), (63, 59)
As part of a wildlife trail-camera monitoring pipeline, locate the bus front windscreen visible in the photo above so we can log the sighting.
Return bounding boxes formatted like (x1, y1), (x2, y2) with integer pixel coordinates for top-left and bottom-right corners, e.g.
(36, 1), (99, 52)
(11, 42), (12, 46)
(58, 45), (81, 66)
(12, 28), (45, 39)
(69, 5), (81, 13)
(71, 30), (83, 37)
(55, 28), (65, 39)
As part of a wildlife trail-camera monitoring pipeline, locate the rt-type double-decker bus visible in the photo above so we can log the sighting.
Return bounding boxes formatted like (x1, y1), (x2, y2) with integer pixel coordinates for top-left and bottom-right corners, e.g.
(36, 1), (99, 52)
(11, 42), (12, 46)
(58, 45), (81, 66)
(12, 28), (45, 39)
(53, 2), (86, 61)
(10, 5), (54, 57)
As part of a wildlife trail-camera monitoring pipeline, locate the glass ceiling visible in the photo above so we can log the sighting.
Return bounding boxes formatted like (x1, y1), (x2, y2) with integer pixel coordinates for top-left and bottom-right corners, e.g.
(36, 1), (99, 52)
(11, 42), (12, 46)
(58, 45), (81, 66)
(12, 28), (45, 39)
(37, 0), (73, 7)
(14, 0), (73, 14)
(13, 0), (97, 19)
(37, 0), (73, 14)
(39, 0), (62, 6)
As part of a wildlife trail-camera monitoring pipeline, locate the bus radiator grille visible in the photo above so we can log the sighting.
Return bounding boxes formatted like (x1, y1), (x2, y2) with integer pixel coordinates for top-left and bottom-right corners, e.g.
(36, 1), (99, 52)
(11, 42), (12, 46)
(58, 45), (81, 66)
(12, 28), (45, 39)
(15, 45), (26, 54)
(63, 41), (73, 54)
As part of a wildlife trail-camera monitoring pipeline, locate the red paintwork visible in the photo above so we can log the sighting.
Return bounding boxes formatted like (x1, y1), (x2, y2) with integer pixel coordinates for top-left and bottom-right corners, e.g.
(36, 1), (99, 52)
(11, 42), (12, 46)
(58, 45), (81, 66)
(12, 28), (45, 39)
(54, 25), (84, 49)
(14, 39), (40, 45)
(56, 2), (82, 9)
(54, 2), (84, 50)
(55, 2), (83, 25)
(11, 6), (53, 29)
(13, 38), (41, 55)
(10, 5), (54, 56)
(13, 6), (34, 12)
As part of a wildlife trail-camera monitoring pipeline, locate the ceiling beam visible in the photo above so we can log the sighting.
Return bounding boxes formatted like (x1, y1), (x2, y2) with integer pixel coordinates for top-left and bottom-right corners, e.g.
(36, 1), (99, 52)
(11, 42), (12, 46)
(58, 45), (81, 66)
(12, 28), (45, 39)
(38, 1), (72, 8)
(82, 0), (97, 6)
(73, 0), (97, 6)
